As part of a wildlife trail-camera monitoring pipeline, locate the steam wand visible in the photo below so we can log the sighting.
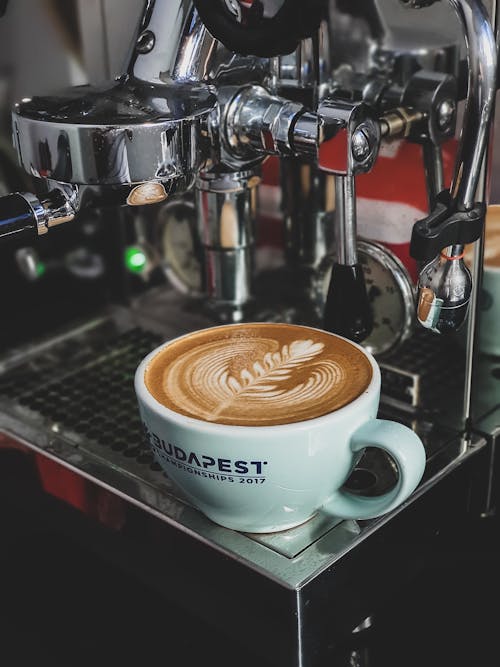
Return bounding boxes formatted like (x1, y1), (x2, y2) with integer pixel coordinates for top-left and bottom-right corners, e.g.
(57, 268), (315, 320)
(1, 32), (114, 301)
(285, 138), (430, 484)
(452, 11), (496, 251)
(323, 174), (373, 342)
(407, 0), (497, 334)
(318, 100), (380, 342)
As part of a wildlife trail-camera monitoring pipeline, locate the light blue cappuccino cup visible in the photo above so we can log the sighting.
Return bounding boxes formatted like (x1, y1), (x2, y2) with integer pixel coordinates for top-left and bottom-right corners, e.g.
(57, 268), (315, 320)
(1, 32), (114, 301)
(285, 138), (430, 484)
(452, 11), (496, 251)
(135, 325), (426, 533)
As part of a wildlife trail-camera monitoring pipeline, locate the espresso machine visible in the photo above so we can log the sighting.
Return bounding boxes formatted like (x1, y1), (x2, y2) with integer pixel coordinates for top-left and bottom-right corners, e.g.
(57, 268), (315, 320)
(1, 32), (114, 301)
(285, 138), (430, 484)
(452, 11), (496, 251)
(0, 1), (499, 665)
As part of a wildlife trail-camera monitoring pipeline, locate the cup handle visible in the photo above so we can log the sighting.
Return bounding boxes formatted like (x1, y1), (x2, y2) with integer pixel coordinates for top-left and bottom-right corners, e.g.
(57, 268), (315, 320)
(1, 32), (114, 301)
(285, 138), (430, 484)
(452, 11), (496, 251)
(324, 419), (427, 520)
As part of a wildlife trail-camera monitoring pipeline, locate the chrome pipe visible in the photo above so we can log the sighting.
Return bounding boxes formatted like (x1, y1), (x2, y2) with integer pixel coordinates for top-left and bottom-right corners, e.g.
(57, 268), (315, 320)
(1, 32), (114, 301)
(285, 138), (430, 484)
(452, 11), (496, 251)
(128, 0), (217, 84)
(448, 0), (497, 211)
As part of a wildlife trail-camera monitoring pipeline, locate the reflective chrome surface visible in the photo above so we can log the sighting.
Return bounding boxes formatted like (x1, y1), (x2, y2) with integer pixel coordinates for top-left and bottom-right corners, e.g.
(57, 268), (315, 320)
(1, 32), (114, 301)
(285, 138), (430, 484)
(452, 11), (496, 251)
(13, 80), (216, 189)
(128, 0), (217, 84)
(21, 184), (78, 236)
(447, 0), (497, 211)
(335, 175), (358, 266)
(195, 170), (259, 318)
(225, 85), (308, 159)
(12, 0), (218, 190)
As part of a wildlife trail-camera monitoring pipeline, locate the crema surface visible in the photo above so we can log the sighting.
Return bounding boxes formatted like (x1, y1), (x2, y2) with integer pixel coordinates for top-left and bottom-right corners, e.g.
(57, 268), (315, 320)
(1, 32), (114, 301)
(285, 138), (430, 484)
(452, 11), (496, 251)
(144, 323), (373, 426)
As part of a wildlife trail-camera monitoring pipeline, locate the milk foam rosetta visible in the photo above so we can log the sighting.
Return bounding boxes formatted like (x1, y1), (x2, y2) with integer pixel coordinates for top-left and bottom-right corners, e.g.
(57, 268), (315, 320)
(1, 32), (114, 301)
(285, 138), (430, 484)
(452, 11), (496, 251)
(145, 323), (373, 426)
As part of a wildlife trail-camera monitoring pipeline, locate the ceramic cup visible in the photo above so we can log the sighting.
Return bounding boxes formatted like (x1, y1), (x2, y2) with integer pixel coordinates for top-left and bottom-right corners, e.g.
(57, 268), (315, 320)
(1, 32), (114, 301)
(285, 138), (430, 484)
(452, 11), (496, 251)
(135, 323), (426, 533)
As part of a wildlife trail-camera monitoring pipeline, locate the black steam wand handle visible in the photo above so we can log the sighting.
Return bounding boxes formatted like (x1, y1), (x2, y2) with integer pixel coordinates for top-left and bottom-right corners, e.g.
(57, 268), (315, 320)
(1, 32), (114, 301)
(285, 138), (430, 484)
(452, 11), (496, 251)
(323, 262), (373, 343)
(0, 1), (8, 18)
(322, 175), (373, 343)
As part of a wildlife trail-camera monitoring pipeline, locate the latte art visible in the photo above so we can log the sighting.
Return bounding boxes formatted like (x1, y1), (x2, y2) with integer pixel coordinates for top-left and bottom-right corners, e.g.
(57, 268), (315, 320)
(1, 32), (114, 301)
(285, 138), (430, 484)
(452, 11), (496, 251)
(145, 324), (373, 426)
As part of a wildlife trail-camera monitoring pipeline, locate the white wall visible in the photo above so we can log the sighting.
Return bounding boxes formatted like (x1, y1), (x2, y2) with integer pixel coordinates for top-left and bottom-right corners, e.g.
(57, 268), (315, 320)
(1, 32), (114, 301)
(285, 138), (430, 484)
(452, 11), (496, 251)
(77, 0), (144, 83)
(0, 0), (86, 100)
(0, 0), (144, 102)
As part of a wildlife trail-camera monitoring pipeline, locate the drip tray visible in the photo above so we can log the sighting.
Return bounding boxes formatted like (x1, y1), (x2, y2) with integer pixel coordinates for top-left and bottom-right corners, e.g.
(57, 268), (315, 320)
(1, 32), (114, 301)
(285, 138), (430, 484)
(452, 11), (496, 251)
(0, 297), (483, 587)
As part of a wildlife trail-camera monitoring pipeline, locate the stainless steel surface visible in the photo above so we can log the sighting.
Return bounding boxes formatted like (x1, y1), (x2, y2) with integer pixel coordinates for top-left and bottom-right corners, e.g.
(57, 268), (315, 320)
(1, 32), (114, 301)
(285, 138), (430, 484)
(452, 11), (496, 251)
(25, 184), (78, 235)
(195, 170), (259, 316)
(13, 81), (215, 190)
(225, 85), (308, 159)
(0, 287), (487, 590)
(128, 0), (217, 84)
(4, 0), (480, 327)
(335, 175), (358, 266)
(317, 99), (380, 176)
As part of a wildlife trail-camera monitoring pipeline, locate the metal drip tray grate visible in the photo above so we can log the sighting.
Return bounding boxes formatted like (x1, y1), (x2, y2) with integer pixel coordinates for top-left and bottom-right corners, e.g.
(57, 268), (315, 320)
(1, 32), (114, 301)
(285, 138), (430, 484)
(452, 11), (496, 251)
(379, 326), (465, 413)
(0, 327), (163, 468)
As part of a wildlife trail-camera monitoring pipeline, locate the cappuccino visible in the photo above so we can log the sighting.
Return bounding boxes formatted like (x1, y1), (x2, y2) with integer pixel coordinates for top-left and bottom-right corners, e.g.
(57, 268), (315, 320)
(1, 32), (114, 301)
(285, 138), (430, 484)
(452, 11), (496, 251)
(145, 323), (372, 426)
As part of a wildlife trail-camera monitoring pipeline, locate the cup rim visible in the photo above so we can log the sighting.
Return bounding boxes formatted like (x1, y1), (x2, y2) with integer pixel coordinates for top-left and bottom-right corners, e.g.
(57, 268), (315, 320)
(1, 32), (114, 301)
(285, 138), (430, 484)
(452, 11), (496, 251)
(134, 322), (381, 434)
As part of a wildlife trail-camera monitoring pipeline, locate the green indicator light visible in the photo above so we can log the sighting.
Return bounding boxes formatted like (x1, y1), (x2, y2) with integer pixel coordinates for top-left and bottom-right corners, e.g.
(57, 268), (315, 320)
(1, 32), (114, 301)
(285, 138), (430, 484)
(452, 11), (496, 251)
(125, 246), (147, 273)
(36, 261), (46, 277)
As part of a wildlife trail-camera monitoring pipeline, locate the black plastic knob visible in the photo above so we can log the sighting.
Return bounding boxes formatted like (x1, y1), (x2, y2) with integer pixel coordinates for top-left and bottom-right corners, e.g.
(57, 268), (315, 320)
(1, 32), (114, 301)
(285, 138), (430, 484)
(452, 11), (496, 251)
(410, 191), (485, 262)
(323, 263), (373, 343)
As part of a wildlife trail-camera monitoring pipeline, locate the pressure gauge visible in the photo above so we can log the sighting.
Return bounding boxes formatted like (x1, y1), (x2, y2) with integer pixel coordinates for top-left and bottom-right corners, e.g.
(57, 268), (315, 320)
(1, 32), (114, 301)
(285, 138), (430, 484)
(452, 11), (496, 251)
(156, 199), (203, 296)
(315, 240), (416, 356)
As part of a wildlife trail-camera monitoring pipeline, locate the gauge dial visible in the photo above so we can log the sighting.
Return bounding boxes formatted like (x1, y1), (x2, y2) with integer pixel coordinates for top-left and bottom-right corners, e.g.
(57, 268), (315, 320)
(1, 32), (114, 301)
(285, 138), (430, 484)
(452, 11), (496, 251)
(316, 240), (416, 356)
